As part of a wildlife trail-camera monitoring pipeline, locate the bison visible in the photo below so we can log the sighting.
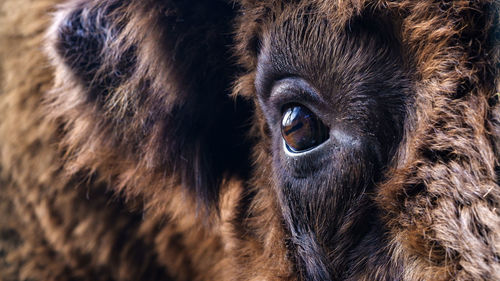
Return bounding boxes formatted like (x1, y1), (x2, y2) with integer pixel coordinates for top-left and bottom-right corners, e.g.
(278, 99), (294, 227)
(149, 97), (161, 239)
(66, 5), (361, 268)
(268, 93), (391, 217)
(0, 0), (499, 280)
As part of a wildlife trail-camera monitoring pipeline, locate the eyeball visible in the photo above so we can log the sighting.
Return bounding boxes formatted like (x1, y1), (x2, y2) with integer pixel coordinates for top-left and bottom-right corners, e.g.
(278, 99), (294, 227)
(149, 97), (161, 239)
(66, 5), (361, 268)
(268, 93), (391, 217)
(281, 104), (329, 153)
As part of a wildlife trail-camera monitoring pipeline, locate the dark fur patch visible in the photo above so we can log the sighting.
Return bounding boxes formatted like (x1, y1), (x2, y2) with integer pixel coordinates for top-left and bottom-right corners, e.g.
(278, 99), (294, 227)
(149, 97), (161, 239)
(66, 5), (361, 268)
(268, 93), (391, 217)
(51, 0), (254, 207)
(56, 2), (136, 102)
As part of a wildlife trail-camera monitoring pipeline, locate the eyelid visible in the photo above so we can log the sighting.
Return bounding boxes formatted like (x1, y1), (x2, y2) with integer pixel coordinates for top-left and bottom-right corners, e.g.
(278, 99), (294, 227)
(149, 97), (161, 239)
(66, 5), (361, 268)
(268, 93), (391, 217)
(268, 77), (326, 120)
(269, 77), (323, 106)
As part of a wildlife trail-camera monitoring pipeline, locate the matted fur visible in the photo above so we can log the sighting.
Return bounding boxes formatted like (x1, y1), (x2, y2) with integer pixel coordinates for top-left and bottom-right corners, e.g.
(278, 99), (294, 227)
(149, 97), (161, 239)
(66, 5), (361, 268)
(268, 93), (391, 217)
(0, 0), (499, 280)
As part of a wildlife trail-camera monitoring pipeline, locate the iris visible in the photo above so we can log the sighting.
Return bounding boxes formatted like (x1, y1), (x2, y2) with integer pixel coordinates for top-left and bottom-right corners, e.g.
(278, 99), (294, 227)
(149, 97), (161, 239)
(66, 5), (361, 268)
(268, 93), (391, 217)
(281, 105), (329, 153)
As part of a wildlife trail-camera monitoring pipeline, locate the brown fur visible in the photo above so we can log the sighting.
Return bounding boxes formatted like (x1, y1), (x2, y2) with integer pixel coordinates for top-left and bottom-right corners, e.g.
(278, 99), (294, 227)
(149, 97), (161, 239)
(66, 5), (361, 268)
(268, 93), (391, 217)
(1, 0), (499, 280)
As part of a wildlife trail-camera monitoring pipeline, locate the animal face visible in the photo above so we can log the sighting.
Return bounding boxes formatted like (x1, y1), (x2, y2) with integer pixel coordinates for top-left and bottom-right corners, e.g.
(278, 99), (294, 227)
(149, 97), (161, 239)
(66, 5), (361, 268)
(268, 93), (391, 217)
(37, 0), (499, 280)
(253, 8), (410, 279)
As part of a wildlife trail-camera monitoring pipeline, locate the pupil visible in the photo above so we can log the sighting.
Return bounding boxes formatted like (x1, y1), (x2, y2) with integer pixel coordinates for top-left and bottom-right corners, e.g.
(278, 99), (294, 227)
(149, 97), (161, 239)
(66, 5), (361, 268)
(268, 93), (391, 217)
(281, 105), (328, 152)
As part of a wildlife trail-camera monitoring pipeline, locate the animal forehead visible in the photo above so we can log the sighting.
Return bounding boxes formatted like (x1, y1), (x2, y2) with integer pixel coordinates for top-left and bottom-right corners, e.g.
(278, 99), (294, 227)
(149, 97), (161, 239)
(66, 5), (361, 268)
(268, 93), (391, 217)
(256, 11), (402, 98)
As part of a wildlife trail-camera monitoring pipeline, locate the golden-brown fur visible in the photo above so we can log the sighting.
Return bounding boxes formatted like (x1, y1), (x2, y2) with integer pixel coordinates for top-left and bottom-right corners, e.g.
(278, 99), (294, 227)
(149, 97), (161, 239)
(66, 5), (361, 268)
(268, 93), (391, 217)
(1, 0), (499, 280)
(0, 1), (230, 280)
(234, 1), (500, 280)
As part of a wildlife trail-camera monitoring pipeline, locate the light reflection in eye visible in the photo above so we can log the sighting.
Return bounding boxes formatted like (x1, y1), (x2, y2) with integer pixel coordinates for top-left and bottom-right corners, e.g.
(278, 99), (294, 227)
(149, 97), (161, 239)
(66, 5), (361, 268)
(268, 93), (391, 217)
(281, 104), (329, 153)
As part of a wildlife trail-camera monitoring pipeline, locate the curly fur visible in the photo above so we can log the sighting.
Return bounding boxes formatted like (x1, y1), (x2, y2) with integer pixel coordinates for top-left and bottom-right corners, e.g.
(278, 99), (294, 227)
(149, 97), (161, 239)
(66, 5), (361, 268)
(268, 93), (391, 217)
(0, 0), (499, 280)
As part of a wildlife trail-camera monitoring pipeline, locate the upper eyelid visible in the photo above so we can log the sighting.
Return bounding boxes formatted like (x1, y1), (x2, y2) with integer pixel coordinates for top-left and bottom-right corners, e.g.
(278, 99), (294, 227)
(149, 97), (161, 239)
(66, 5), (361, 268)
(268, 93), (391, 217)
(269, 77), (323, 110)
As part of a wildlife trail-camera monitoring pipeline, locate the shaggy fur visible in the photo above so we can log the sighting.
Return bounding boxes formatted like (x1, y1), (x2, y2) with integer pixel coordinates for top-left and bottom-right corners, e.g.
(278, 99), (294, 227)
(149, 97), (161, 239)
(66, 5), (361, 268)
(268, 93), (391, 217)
(0, 0), (499, 280)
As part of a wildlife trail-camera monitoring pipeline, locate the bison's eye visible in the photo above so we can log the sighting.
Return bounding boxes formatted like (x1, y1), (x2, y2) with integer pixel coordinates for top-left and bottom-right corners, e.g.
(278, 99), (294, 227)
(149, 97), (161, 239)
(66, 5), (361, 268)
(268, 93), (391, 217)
(281, 104), (329, 153)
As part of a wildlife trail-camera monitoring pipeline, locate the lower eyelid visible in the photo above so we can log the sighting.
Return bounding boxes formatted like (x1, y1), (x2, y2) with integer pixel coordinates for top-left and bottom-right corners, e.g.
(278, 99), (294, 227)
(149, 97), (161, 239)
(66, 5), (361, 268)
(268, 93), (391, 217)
(282, 139), (329, 156)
